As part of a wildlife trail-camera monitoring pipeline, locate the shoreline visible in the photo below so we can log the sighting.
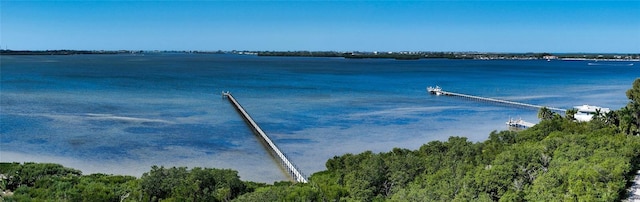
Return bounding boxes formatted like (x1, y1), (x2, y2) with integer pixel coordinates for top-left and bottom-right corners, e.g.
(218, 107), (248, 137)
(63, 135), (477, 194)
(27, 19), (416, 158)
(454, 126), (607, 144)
(2, 50), (638, 61)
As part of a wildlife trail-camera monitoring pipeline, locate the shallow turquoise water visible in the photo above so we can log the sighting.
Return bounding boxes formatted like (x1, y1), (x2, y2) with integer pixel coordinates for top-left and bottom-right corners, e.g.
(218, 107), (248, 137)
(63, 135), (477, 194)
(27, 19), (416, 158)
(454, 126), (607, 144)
(1, 54), (638, 182)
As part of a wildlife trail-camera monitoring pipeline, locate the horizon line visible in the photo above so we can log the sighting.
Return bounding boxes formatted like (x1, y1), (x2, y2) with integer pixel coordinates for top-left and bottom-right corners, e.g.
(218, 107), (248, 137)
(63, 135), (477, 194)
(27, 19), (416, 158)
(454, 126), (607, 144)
(2, 49), (639, 55)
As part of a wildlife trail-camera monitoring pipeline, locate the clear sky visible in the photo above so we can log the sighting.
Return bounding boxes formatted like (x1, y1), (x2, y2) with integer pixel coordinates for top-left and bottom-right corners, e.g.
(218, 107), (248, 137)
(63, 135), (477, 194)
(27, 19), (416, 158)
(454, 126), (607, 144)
(1, 1), (639, 53)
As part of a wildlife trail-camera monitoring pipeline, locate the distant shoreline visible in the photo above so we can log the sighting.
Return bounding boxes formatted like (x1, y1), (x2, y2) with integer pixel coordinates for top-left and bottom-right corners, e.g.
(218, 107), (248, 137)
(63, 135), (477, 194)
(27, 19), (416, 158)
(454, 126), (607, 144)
(2, 49), (639, 61)
(0, 50), (139, 55)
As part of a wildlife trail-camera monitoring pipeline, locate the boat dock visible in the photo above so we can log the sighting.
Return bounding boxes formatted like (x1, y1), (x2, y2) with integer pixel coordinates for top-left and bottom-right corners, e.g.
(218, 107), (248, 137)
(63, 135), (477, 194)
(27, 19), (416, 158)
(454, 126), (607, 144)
(222, 91), (308, 183)
(427, 86), (566, 113)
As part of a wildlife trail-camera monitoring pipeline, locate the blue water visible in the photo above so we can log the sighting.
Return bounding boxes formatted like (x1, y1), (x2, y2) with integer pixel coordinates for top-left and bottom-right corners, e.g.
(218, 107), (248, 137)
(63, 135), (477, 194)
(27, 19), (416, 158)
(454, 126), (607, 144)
(1, 54), (638, 182)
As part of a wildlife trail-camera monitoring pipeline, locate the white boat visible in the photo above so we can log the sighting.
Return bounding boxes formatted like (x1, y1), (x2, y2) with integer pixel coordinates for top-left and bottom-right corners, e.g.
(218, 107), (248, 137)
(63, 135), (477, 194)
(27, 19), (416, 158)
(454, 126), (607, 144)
(506, 118), (535, 128)
(573, 104), (611, 122)
(427, 86), (443, 95)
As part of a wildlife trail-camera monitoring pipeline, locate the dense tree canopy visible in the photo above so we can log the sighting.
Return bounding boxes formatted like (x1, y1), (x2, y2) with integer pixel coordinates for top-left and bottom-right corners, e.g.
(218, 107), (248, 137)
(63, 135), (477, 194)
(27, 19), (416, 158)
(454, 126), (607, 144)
(139, 166), (250, 202)
(625, 79), (640, 135)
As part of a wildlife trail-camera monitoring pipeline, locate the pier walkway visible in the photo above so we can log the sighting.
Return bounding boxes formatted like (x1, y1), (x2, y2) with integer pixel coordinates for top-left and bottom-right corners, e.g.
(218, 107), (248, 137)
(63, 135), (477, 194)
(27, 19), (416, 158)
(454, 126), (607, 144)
(222, 91), (308, 183)
(427, 86), (566, 113)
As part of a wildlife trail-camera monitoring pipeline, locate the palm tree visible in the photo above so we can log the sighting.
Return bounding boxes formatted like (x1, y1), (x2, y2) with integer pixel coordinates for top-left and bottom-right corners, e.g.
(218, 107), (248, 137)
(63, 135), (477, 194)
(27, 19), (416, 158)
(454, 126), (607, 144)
(593, 108), (603, 121)
(538, 107), (554, 120)
(619, 107), (634, 135)
(604, 111), (619, 127)
(565, 108), (578, 121)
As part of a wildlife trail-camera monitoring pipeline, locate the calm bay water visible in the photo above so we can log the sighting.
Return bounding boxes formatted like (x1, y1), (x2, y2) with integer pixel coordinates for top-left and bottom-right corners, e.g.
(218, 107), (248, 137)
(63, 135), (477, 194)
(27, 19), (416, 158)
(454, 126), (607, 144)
(1, 54), (638, 182)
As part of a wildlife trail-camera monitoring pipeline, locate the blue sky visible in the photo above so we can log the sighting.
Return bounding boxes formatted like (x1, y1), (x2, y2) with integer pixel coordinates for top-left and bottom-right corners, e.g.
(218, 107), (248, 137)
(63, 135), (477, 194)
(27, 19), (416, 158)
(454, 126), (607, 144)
(1, 1), (639, 53)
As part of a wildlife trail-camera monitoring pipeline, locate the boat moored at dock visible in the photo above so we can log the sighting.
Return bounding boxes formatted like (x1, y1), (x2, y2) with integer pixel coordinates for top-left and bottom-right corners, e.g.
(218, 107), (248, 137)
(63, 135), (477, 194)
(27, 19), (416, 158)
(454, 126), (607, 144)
(427, 86), (443, 95)
(506, 118), (535, 128)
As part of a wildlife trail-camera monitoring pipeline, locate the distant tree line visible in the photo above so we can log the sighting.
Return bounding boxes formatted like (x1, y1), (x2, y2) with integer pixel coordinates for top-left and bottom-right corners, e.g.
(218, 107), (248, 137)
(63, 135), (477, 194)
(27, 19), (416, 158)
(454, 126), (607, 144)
(256, 51), (470, 60)
(3, 49), (638, 60)
(256, 51), (640, 60)
(257, 51), (343, 57)
(0, 50), (137, 55)
(2, 78), (640, 201)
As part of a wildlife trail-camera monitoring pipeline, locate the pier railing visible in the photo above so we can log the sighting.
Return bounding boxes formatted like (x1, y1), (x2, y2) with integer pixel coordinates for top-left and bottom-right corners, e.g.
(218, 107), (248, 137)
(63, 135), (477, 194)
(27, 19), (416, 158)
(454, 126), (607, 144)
(427, 86), (566, 113)
(222, 91), (308, 183)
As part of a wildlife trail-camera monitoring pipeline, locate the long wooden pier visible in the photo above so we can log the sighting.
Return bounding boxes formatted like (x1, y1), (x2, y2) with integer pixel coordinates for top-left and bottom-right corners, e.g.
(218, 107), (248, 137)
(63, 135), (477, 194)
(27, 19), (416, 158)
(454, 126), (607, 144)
(427, 86), (566, 113)
(222, 91), (308, 183)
